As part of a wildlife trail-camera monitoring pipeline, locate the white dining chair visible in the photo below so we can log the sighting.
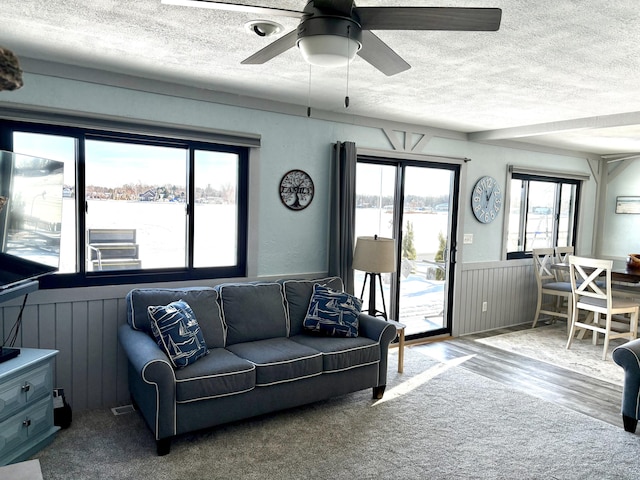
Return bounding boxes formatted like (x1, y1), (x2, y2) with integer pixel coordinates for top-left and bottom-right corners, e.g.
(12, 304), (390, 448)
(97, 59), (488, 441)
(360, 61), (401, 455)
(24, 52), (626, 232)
(532, 248), (573, 329)
(566, 255), (640, 360)
(554, 246), (574, 282)
(554, 245), (574, 259)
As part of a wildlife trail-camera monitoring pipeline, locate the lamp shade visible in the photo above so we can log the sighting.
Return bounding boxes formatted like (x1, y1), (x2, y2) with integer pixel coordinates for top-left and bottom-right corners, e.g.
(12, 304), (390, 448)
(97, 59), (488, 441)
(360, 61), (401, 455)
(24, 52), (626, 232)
(352, 236), (396, 273)
(297, 35), (361, 68)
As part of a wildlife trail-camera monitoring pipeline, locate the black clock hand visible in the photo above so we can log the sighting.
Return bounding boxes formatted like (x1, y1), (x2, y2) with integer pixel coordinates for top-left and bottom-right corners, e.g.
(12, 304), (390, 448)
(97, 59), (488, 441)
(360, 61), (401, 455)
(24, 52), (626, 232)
(485, 188), (494, 207)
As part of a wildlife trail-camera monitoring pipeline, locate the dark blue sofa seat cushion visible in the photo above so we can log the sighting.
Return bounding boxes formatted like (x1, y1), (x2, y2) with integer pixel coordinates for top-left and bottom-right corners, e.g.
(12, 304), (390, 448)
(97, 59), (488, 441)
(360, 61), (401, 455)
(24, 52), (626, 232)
(217, 283), (288, 345)
(174, 348), (255, 403)
(280, 277), (344, 336)
(227, 338), (323, 386)
(127, 287), (225, 349)
(290, 335), (380, 372)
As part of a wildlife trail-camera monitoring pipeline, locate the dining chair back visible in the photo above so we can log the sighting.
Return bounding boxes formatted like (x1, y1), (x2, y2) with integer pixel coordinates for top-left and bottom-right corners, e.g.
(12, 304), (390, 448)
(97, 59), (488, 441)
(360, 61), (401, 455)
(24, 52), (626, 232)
(531, 248), (573, 329)
(554, 246), (574, 282)
(566, 255), (640, 360)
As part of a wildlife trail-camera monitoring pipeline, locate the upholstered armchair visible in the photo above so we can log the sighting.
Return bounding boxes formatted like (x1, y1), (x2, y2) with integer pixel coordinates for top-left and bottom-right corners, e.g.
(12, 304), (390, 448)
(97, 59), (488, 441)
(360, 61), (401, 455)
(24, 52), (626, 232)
(612, 339), (640, 432)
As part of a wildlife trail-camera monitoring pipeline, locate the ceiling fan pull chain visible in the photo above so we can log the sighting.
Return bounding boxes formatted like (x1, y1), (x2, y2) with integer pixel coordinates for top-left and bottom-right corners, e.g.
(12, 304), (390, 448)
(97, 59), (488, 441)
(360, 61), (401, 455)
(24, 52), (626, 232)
(345, 25), (351, 109)
(307, 64), (312, 117)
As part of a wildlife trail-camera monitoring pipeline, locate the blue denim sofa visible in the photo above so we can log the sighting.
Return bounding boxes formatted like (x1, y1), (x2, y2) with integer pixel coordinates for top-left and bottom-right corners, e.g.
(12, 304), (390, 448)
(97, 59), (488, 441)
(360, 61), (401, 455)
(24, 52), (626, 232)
(612, 339), (640, 433)
(117, 277), (397, 455)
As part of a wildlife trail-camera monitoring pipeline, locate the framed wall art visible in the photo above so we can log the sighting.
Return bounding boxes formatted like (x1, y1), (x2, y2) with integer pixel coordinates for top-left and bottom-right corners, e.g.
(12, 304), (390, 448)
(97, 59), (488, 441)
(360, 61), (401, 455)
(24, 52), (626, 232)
(615, 196), (640, 214)
(279, 169), (314, 211)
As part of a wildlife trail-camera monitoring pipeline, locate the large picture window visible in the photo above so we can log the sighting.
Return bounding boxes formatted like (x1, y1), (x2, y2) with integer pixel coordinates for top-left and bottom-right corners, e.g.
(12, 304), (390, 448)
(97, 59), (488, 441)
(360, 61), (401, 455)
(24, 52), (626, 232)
(1, 120), (249, 287)
(84, 139), (188, 271)
(506, 167), (582, 259)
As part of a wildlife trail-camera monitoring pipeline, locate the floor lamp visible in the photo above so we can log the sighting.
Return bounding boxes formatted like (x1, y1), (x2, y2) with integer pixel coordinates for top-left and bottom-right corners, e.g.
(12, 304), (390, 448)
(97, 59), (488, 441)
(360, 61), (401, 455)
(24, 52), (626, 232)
(352, 235), (396, 320)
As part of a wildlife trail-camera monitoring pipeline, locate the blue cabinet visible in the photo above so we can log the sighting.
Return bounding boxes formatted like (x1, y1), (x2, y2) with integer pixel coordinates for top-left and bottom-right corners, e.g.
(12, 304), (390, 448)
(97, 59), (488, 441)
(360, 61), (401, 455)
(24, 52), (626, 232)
(0, 348), (59, 466)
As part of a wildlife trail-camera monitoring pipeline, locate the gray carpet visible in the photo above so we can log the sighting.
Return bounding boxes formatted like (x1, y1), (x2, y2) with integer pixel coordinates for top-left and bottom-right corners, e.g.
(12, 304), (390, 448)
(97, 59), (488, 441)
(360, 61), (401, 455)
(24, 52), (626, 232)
(35, 349), (640, 479)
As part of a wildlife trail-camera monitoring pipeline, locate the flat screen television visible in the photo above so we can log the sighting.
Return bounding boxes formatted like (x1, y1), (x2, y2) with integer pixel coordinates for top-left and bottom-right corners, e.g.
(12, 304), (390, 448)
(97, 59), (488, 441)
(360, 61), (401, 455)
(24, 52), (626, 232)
(0, 150), (63, 300)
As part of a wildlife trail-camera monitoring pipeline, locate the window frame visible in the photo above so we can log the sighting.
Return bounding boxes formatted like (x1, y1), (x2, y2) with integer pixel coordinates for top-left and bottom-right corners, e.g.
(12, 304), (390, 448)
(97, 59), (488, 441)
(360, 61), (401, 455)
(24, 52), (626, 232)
(504, 169), (583, 260)
(0, 119), (250, 288)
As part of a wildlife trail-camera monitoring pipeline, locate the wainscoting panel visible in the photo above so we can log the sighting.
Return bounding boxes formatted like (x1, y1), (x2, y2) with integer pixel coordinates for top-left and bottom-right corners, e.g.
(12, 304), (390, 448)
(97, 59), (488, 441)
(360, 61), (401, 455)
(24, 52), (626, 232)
(455, 260), (537, 336)
(0, 285), (133, 413)
(0, 263), (537, 412)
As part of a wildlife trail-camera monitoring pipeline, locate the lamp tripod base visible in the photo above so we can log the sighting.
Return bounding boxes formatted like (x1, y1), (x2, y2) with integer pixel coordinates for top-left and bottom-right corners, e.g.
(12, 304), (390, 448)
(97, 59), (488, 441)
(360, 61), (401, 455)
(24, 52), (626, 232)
(359, 272), (388, 320)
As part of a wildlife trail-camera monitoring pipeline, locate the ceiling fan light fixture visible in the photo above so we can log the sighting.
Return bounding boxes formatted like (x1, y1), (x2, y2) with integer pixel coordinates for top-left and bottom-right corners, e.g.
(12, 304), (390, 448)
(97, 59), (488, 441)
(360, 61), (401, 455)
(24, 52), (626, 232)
(244, 20), (284, 38)
(297, 35), (361, 68)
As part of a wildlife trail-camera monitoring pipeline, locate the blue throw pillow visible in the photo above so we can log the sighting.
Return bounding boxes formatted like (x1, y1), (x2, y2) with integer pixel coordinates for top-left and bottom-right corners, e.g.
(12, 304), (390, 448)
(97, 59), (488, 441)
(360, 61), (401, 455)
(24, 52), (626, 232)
(148, 300), (209, 368)
(303, 284), (362, 338)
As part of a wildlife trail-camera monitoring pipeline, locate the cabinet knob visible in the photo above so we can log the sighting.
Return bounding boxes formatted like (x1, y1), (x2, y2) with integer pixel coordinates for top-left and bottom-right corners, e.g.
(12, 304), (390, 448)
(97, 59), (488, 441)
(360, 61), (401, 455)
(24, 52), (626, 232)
(22, 419), (31, 427)
(21, 383), (31, 392)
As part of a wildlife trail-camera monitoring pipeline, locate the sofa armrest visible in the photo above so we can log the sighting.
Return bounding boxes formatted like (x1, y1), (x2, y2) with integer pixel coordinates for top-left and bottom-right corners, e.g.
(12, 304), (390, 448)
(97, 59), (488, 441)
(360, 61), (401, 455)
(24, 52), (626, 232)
(358, 314), (398, 387)
(358, 313), (396, 342)
(118, 324), (177, 440)
(612, 339), (640, 421)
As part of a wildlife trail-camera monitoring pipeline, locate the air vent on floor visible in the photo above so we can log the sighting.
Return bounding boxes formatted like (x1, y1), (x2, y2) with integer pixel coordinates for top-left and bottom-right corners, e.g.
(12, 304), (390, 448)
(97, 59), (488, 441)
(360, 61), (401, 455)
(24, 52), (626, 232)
(111, 404), (136, 416)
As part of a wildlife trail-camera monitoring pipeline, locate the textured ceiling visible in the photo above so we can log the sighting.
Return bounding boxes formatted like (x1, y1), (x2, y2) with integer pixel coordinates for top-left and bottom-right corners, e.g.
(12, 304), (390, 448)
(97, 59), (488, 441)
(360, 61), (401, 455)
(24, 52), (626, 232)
(1, 0), (640, 155)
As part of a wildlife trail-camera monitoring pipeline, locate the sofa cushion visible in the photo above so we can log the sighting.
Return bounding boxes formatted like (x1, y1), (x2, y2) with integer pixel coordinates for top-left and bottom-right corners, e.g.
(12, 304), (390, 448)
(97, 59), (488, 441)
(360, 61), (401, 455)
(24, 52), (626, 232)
(291, 335), (380, 372)
(217, 282), (288, 345)
(127, 287), (225, 348)
(280, 277), (344, 336)
(226, 338), (323, 386)
(148, 300), (209, 369)
(303, 284), (362, 338)
(174, 348), (255, 403)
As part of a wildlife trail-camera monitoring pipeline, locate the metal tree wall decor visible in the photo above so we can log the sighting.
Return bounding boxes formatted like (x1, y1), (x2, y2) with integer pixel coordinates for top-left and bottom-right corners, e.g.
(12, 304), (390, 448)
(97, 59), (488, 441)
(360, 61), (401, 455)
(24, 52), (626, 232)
(279, 169), (314, 211)
(0, 47), (23, 91)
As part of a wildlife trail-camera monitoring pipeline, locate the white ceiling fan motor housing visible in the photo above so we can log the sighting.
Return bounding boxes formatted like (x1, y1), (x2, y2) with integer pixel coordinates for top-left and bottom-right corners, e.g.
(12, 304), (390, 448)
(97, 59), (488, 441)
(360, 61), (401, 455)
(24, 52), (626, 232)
(296, 15), (362, 67)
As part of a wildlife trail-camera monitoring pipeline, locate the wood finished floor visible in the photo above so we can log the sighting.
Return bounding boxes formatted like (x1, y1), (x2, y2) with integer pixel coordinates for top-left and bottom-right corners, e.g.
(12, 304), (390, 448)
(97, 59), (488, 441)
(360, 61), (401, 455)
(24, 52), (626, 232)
(410, 324), (626, 430)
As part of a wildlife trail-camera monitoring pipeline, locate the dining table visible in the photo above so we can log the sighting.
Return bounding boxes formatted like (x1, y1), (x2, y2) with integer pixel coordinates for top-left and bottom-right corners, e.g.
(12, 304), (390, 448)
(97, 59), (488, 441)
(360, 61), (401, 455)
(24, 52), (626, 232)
(551, 260), (640, 285)
(611, 262), (640, 284)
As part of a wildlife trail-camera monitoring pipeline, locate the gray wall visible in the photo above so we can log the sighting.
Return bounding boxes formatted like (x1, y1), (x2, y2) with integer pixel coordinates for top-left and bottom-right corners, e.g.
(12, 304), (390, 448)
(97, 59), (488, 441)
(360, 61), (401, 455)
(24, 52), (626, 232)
(1, 285), (132, 411)
(0, 67), (606, 411)
(455, 260), (536, 336)
(599, 159), (640, 259)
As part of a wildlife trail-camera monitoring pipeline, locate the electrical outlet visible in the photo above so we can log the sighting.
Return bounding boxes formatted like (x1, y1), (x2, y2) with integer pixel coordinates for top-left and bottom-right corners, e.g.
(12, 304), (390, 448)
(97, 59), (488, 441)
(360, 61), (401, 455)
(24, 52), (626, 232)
(463, 233), (473, 244)
(482, 301), (488, 312)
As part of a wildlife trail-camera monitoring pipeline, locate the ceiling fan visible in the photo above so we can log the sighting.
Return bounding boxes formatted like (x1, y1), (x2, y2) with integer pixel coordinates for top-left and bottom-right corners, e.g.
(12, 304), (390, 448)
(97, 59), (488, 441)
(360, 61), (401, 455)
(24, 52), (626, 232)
(161, 0), (502, 76)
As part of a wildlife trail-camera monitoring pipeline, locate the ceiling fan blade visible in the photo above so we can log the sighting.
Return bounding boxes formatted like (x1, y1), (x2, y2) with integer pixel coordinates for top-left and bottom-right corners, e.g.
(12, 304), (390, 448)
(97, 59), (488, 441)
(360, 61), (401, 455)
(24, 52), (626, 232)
(161, 0), (303, 18)
(241, 30), (298, 64)
(313, 0), (353, 16)
(356, 7), (502, 31)
(358, 31), (411, 77)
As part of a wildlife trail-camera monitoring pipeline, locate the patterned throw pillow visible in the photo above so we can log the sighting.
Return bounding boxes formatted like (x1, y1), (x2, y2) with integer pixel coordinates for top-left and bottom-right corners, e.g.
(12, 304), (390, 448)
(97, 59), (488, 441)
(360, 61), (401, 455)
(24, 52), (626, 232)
(303, 284), (362, 338)
(148, 300), (209, 368)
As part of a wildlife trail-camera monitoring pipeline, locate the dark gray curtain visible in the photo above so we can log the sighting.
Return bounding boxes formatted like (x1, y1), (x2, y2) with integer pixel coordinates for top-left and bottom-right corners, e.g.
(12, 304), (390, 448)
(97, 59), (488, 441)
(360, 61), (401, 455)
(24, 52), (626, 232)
(328, 141), (357, 294)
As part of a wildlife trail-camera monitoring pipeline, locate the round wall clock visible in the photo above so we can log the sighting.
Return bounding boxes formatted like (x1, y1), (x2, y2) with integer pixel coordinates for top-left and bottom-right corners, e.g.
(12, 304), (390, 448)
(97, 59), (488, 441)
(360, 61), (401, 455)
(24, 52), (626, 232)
(471, 175), (502, 224)
(279, 169), (314, 211)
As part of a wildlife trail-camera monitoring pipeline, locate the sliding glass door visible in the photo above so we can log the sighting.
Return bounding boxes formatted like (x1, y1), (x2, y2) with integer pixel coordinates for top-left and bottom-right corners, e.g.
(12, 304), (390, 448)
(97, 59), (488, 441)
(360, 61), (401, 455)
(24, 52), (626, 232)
(354, 157), (459, 338)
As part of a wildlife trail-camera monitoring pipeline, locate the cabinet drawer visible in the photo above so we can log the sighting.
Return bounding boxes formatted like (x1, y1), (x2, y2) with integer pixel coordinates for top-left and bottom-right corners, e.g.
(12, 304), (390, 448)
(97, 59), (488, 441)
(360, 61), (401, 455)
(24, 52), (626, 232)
(0, 395), (54, 457)
(0, 364), (52, 422)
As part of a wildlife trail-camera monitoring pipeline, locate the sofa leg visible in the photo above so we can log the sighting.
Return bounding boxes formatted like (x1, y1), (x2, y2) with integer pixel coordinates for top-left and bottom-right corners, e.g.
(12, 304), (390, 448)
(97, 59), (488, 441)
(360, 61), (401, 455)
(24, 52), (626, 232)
(373, 385), (386, 399)
(623, 415), (638, 433)
(157, 438), (171, 456)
